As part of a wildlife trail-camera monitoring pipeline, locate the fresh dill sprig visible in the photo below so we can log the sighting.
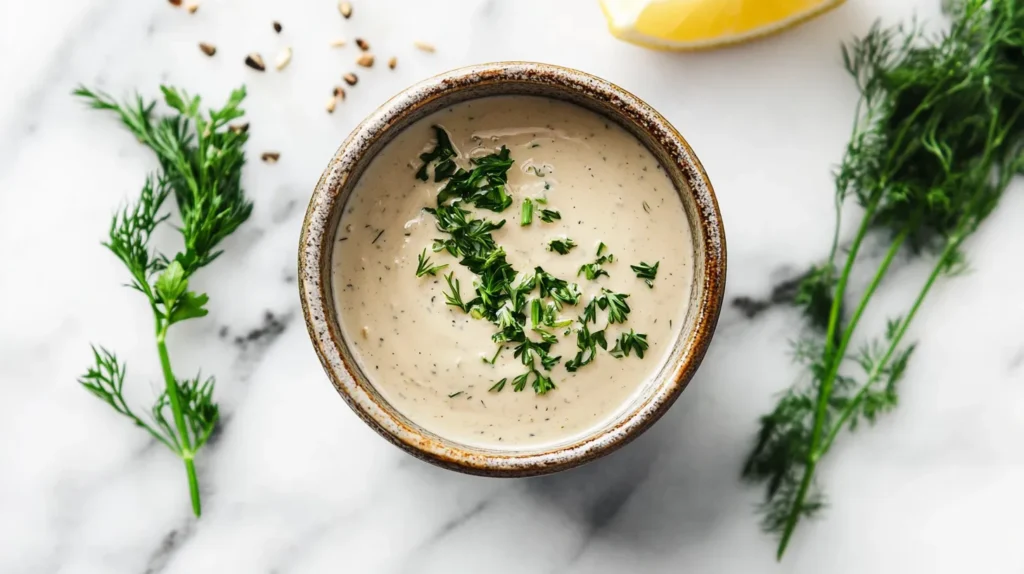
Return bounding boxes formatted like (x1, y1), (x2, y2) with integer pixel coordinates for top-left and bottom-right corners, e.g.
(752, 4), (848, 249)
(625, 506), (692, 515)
(742, 1), (1024, 559)
(74, 84), (251, 517)
(630, 261), (659, 288)
(415, 248), (448, 277)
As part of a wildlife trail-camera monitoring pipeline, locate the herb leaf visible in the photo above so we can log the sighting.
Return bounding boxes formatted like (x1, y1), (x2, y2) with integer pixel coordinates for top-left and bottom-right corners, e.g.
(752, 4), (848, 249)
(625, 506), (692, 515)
(442, 272), (469, 312)
(538, 209), (561, 223)
(548, 237), (577, 254)
(436, 147), (515, 212)
(610, 330), (649, 359)
(597, 289), (631, 324)
(631, 261), (659, 288)
(415, 248), (448, 277)
(416, 125), (457, 181)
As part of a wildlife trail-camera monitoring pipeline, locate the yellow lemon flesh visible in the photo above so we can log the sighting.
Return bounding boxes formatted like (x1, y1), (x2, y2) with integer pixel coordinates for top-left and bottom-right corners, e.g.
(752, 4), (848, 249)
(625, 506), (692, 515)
(600, 0), (845, 50)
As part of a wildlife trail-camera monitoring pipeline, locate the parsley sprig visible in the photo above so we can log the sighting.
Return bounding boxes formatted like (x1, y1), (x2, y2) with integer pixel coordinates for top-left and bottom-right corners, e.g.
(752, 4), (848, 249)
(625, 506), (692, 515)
(74, 85), (252, 517)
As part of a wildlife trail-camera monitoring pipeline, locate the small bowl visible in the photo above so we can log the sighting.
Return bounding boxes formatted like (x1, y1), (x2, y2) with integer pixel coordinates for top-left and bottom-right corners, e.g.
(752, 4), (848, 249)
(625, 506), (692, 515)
(299, 62), (726, 476)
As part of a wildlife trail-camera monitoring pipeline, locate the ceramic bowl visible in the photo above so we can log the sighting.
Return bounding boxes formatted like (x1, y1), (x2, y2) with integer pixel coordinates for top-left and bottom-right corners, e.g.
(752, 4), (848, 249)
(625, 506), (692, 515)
(299, 62), (726, 476)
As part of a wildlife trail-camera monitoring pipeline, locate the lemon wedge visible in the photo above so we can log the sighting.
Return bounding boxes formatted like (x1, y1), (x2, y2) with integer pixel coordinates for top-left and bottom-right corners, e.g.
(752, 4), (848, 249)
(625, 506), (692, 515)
(600, 0), (845, 50)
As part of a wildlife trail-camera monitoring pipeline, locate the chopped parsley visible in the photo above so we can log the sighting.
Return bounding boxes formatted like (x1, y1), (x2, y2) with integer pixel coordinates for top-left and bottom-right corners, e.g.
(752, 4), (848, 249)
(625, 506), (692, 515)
(547, 237), (577, 254)
(538, 209), (561, 223)
(521, 197), (534, 226)
(630, 261), (659, 288)
(610, 330), (649, 359)
(416, 126), (457, 182)
(414, 136), (652, 395)
(415, 248), (448, 277)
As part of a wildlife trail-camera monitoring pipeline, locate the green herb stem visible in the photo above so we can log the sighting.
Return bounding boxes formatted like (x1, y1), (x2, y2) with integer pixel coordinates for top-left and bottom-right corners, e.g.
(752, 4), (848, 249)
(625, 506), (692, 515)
(821, 233), (960, 455)
(777, 221), (908, 558)
(156, 323), (200, 516)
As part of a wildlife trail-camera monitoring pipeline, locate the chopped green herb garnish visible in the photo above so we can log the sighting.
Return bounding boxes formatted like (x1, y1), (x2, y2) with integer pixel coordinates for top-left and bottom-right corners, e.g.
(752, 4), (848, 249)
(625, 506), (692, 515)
(521, 197), (534, 226)
(631, 261), (659, 288)
(436, 147), (515, 212)
(416, 139), (650, 393)
(482, 344), (503, 365)
(448, 391), (464, 398)
(535, 267), (581, 307)
(548, 237), (577, 254)
(538, 209), (561, 223)
(442, 272), (469, 312)
(610, 330), (648, 359)
(416, 126), (457, 182)
(565, 322), (608, 372)
(578, 248), (615, 281)
(578, 262), (609, 281)
(415, 248), (448, 277)
(511, 371), (531, 392)
(642, 200), (651, 214)
(597, 289), (631, 324)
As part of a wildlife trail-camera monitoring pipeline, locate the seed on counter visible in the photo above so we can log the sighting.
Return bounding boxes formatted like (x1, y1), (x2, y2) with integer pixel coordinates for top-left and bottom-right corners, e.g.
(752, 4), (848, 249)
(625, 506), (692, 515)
(413, 41), (436, 53)
(329, 38), (347, 48)
(333, 86), (347, 100)
(168, 0), (182, 6)
(355, 38), (370, 51)
(275, 47), (293, 71)
(343, 73), (358, 86)
(228, 123), (249, 134)
(357, 54), (374, 68)
(245, 53), (266, 71)
(273, 21), (283, 33)
(186, 2), (198, 13)
(198, 42), (217, 57)
(261, 152), (281, 163)
(388, 56), (397, 70)
(326, 96), (338, 114)
(338, 1), (352, 18)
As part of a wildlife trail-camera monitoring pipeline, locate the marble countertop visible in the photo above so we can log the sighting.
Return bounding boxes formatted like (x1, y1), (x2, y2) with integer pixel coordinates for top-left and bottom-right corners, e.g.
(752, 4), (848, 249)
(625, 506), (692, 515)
(4, 0), (1024, 572)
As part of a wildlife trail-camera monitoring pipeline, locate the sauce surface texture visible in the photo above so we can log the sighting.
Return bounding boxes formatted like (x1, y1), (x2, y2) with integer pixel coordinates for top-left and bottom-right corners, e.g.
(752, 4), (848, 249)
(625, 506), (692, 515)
(332, 96), (693, 448)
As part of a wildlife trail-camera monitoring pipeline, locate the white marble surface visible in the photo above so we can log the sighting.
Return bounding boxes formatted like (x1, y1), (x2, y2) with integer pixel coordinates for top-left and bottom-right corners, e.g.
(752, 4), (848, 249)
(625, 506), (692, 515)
(3, 0), (1024, 572)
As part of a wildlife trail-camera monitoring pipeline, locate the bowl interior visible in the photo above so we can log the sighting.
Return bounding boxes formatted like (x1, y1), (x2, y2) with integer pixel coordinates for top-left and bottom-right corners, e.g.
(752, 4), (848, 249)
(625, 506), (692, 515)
(301, 63), (725, 474)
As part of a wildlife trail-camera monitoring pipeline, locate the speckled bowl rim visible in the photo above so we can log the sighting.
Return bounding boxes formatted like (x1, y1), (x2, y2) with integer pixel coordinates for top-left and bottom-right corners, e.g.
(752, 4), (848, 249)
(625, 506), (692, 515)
(299, 62), (726, 476)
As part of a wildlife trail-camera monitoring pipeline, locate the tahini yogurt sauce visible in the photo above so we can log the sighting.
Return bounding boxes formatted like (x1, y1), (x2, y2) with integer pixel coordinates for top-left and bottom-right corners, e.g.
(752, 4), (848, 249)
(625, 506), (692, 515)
(332, 96), (693, 448)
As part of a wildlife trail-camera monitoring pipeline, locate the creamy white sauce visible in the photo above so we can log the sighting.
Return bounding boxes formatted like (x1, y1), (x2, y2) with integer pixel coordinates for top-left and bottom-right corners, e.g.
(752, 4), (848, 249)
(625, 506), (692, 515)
(332, 96), (693, 448)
